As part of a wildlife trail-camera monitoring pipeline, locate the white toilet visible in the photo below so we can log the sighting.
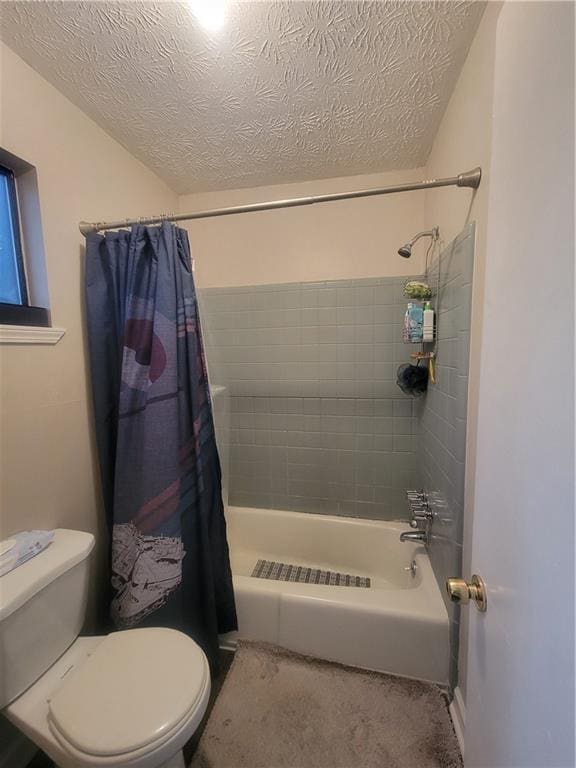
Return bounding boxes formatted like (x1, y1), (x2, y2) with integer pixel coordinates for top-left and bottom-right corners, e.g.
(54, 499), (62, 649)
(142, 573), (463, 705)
(0, 529), (211, 768)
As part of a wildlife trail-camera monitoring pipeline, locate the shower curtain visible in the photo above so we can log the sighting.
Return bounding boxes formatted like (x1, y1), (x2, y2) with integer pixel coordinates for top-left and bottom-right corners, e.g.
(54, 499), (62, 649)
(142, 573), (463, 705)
(85, 222), (237, 668)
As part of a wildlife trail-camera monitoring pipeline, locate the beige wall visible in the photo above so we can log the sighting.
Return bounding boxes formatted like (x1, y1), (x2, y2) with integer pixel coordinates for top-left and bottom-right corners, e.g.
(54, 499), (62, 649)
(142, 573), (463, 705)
(423, 2), (501, 706)
(0, 44), (178, 621)
(179, 169), (427, 288)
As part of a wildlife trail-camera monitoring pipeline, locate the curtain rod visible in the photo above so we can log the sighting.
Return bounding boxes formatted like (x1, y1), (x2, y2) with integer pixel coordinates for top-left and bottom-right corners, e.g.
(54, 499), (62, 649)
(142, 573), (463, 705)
(79, 167), (481, 236)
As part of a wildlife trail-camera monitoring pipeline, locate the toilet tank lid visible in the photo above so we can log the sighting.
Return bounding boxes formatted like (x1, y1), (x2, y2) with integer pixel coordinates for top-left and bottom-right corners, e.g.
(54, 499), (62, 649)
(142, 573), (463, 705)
(0, 529), (95, 622)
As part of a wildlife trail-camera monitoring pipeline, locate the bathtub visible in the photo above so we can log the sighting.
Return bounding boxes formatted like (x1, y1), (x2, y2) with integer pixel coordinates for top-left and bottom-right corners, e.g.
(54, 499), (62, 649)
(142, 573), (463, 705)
(222, 506), (449, 684)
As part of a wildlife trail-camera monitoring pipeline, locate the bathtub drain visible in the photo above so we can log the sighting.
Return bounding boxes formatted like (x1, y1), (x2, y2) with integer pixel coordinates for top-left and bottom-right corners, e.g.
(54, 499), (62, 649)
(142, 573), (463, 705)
(251, 559), (371, 588)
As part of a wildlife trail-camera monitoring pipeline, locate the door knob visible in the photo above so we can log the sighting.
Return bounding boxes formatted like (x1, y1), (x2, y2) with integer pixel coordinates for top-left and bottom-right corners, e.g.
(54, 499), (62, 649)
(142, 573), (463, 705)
(446, 574), (487, 612)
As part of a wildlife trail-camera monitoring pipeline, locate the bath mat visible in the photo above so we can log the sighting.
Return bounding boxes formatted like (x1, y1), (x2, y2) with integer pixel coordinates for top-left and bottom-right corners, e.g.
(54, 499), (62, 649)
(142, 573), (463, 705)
(251, 558), (371, 587)
(190, 642), (462, 768)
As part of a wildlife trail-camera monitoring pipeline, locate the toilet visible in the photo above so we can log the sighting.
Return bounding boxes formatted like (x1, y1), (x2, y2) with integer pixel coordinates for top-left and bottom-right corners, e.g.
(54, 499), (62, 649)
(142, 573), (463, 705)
(0, 529), (211, 768)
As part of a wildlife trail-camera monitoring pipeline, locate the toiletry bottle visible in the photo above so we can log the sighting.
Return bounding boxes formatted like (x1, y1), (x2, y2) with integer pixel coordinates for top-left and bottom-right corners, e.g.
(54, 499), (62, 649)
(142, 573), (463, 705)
(423, 302), (435, 342)
(409, 303), (424, 343)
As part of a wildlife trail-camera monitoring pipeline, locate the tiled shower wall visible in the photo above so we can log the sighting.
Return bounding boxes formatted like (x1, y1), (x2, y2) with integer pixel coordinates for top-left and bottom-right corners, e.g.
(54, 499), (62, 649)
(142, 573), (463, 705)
(416, 222), (475, 686)
(200, 277), (419, 519)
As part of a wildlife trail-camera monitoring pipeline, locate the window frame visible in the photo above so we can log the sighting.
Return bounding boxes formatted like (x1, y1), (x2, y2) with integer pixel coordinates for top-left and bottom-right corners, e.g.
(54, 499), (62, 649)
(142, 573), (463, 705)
(0, 162), (49, 327)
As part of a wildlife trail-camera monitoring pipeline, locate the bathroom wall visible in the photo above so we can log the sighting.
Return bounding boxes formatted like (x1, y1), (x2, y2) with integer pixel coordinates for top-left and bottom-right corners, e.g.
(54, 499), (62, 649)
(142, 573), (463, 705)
(180, 168), (427, 289)
(416, 223), (475, 689)
(0, 44), (179, 620)
(422, 2), (501, 705)
(200, 277), (419, 518)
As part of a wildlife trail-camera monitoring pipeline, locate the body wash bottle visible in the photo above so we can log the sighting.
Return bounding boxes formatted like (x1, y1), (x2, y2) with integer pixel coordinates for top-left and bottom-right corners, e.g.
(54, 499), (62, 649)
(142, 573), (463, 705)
(423, 301), (435, 342)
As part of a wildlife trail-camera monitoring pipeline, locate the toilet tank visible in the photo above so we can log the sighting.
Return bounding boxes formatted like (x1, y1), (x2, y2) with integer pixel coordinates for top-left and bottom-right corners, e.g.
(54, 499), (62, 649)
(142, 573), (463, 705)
(0, 529), (95, 708)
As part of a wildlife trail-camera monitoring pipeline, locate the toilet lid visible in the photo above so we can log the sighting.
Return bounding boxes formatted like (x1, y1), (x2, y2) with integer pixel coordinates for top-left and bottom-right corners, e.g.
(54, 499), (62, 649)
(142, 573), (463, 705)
(48, 628), (209, 757)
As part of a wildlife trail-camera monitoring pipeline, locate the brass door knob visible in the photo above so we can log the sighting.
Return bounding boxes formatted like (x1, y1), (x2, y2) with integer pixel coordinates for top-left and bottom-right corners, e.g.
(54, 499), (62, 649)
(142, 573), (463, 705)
(446, 574), (487, 612)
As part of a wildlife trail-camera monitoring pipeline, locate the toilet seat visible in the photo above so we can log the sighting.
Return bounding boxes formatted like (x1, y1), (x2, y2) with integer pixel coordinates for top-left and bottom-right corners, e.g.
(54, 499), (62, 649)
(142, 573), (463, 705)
(47, 628), (210, 765)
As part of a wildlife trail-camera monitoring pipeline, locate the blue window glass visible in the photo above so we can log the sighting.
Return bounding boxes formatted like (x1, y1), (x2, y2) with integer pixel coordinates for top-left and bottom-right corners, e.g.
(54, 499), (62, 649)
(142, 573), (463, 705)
(0, 165), (26, 305)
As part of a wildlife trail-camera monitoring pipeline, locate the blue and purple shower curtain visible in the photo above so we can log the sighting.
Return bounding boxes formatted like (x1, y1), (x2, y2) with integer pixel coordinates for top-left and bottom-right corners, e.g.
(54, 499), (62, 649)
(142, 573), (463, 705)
(85, 223), (237, 667)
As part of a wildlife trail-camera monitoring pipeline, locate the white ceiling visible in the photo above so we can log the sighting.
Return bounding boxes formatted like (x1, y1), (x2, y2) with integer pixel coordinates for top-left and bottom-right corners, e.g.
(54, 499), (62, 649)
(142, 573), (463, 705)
(1, 1), (485, 194)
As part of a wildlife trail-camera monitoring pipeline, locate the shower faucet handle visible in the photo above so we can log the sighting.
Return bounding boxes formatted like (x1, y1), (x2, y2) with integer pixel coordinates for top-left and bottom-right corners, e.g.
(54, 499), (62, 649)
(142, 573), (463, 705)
(411, 508), (434, 522)
(406, 489), (430, 512)
(406, 489), (427, 498)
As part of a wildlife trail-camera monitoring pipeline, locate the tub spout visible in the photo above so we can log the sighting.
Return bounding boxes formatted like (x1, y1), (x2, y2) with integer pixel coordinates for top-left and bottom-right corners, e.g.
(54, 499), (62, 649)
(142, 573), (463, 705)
(400, 529), (430, 545)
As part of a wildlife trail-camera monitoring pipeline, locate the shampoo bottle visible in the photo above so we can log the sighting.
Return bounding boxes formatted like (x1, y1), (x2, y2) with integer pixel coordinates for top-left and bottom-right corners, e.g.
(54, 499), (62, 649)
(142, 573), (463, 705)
(423, 301), (435, 342)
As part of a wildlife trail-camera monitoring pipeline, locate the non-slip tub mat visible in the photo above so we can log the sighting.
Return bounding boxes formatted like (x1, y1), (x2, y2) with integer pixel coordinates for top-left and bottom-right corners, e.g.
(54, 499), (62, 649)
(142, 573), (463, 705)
(251, 559), (371, 588)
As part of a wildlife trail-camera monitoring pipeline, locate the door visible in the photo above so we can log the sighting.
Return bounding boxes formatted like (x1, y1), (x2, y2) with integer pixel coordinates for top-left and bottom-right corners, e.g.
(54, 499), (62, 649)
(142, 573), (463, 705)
(464, 3), (574, 767)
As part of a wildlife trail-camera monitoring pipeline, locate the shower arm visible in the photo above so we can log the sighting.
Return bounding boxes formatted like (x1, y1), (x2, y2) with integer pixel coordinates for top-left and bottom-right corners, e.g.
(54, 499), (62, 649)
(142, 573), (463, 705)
(78, 168), (481, 235)
(408, 228), (440, 248)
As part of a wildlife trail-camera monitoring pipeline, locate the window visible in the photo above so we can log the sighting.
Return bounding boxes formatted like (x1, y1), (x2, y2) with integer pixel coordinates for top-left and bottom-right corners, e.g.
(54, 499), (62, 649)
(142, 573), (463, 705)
(0, 164), (27, 304)
(0, 157), (49, 326)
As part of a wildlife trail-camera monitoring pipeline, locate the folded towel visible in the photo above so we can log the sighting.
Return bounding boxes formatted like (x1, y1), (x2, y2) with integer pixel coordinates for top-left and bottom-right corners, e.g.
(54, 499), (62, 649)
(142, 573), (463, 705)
(0, 530), (55, 577)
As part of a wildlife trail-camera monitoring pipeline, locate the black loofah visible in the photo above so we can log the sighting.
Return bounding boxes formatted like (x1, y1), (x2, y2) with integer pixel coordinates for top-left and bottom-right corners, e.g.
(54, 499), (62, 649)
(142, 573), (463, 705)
(396, 362), (429, 397)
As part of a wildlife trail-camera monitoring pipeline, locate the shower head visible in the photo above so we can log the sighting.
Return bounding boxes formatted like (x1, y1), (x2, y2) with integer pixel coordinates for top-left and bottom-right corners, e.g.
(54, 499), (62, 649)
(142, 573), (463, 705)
(398, 244), (413, 258)
(397, 227), (439, 259)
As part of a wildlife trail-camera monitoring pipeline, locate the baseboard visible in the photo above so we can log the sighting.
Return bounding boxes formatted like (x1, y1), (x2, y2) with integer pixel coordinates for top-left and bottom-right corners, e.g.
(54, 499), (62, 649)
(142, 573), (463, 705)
(449, 686), (466, 758)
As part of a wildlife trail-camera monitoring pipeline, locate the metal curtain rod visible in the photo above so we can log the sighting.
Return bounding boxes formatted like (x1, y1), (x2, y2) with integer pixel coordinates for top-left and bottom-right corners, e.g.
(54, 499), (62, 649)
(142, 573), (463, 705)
(78, 167), (481, 235)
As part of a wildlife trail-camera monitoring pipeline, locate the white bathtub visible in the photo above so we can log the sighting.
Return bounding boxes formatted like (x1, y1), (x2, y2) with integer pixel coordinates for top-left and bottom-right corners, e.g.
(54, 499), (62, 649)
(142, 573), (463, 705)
(222, 506), (449, 684)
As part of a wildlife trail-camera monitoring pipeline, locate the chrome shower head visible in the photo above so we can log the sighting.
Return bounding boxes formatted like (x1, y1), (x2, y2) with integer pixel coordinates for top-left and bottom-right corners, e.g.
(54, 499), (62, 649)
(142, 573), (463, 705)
(398, 244), (412, 258)
(397, 227), (439, 259)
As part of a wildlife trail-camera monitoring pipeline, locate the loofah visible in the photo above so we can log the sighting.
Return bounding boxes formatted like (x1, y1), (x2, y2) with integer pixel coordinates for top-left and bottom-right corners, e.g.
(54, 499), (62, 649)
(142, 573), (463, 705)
(403, 281), (432, 299)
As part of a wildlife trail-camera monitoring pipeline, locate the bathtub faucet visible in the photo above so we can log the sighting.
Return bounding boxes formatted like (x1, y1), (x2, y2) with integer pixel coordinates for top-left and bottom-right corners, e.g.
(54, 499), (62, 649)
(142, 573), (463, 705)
(400, 529), (430, 545)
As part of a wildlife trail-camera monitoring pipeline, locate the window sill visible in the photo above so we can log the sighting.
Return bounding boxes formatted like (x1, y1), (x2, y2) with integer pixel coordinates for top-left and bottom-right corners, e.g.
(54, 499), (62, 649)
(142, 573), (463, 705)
(0, 325), (66, 345)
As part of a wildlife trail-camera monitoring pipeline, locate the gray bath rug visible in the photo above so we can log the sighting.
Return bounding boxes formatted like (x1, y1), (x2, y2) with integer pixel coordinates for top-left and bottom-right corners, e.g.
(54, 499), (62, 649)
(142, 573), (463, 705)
(190, 642), (462, 768)
(251, 559), (371, 588)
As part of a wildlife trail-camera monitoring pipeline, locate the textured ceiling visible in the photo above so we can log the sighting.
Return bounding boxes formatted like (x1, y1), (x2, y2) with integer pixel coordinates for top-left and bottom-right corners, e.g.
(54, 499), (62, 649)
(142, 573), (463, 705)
(1, 1), (485, 194)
